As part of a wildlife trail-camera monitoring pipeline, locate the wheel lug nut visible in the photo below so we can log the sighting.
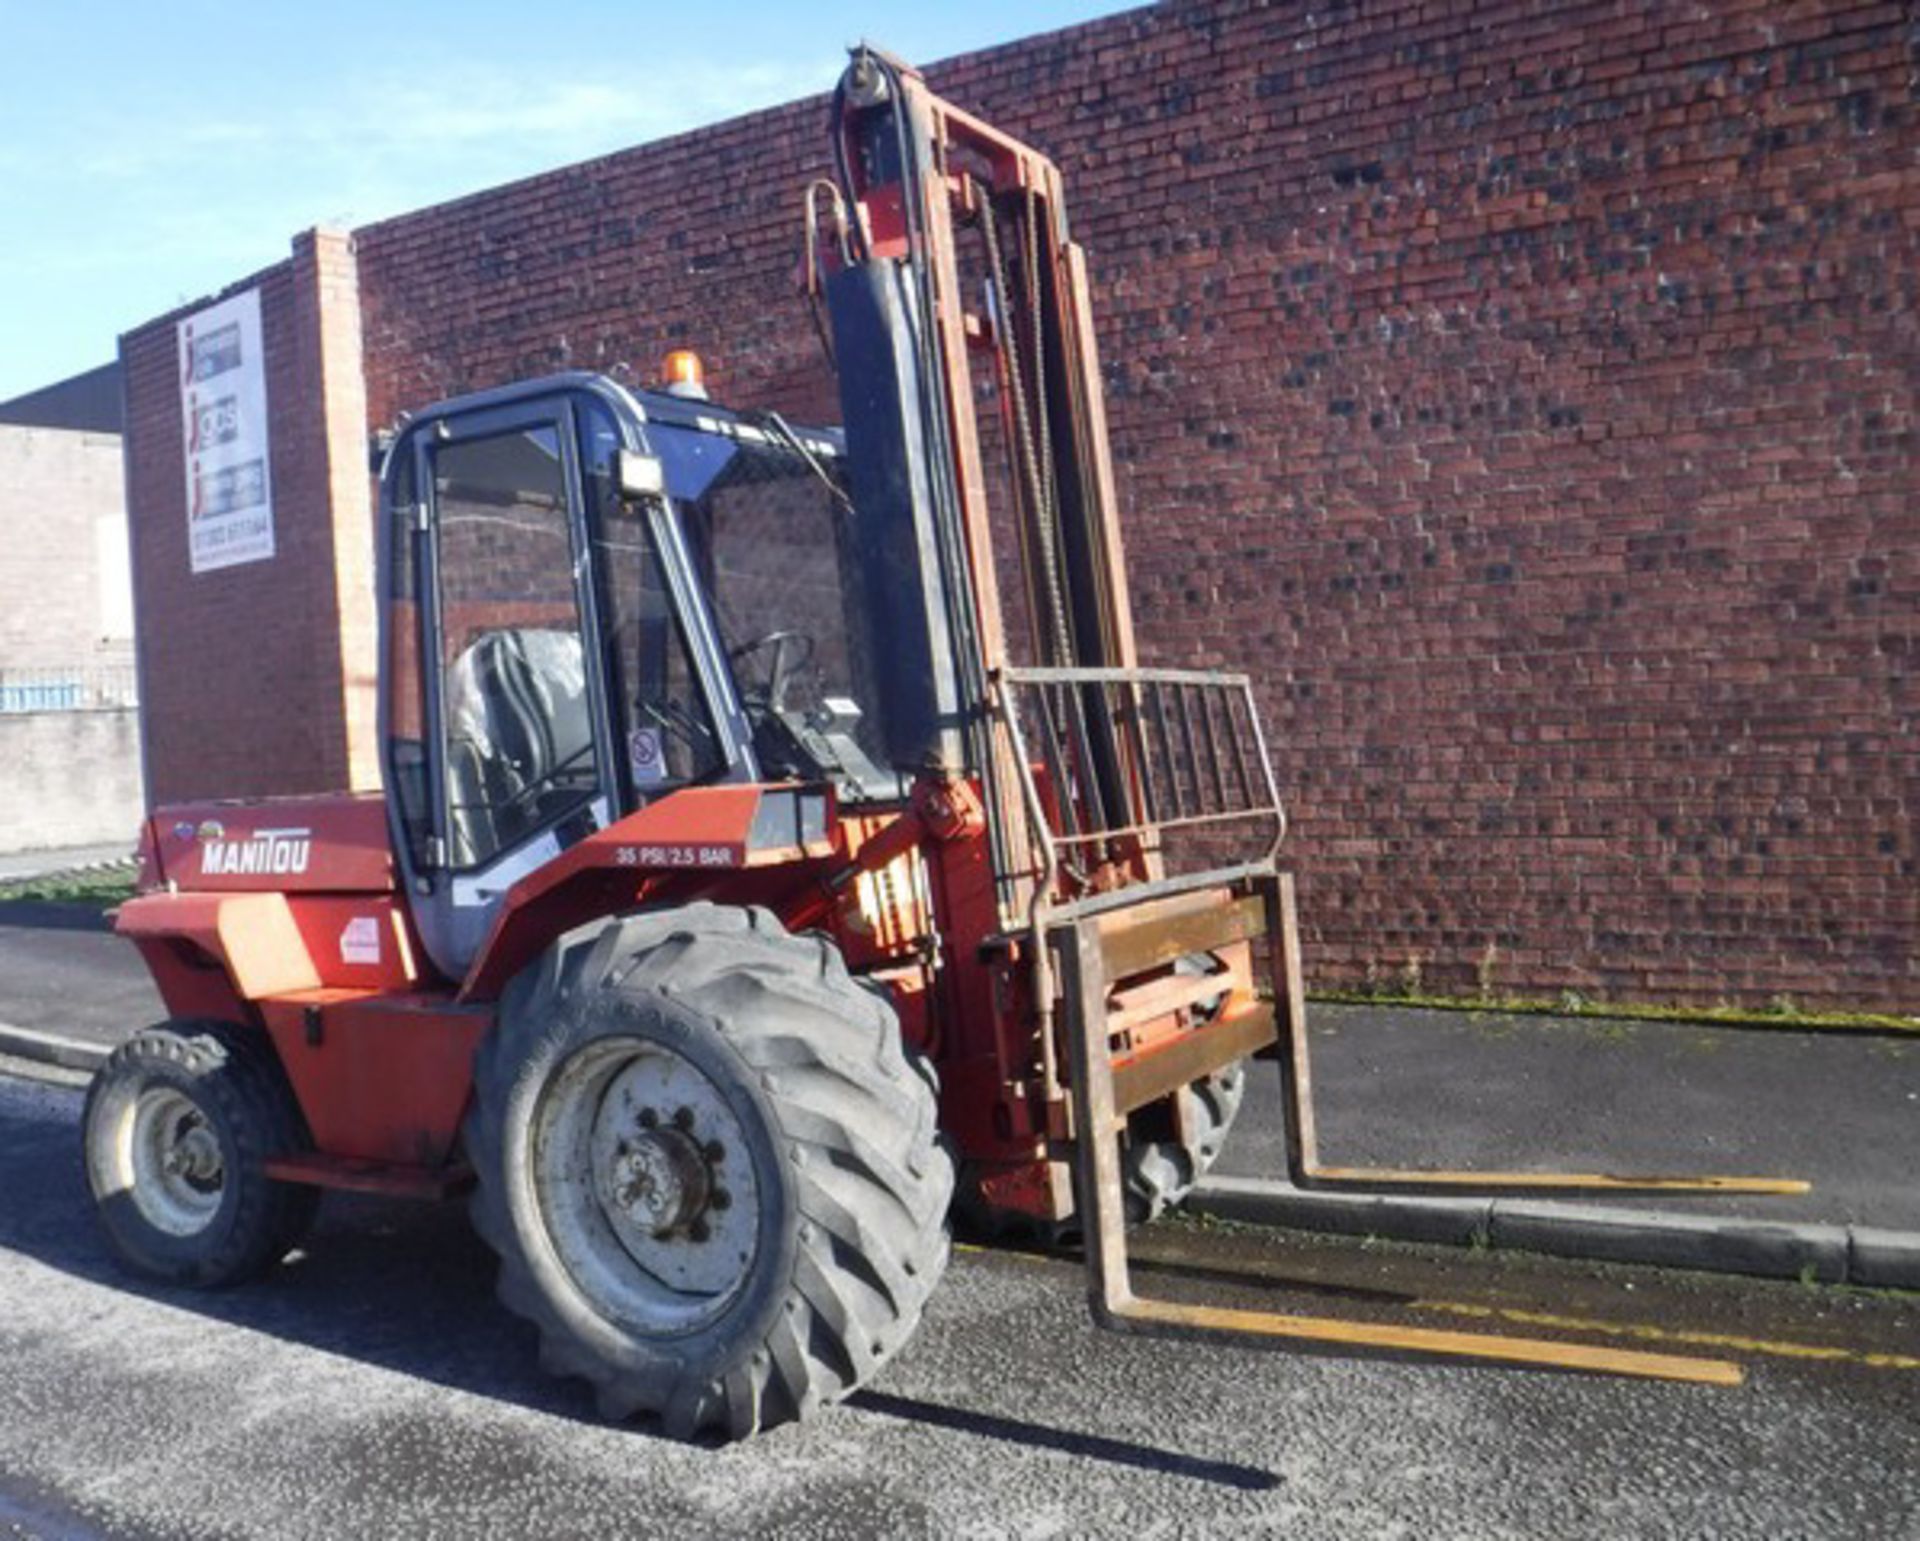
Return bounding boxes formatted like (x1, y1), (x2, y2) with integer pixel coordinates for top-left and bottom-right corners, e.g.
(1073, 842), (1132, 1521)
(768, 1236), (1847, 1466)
(673, 1107), (695, 1131)
(637, 1108), (658, 1129)
(710, 1189), (731, 1211)
(704, 1139), (726, 1163)
(689, 1219), (711, 1243)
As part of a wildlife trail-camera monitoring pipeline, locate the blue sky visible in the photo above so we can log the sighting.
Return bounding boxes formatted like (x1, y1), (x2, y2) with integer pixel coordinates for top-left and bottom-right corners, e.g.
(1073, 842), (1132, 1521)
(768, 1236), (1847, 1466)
(0, 1), (1134, 400)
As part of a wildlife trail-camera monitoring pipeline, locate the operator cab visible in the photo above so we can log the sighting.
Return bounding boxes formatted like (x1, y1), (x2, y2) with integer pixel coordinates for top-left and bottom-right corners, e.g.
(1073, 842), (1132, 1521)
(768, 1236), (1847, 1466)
(378, 369), (900, 978)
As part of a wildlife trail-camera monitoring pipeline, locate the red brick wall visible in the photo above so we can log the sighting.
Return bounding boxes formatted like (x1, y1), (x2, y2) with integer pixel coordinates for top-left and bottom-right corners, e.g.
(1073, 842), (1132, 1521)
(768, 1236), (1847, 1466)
(120, 231), (370, 803)
(125, 0), (1918, 1009)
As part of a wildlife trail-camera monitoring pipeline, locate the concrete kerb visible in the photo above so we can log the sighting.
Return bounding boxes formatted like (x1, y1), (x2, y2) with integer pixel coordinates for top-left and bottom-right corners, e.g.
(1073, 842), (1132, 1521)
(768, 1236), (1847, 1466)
(0, 1024), (107, 1075)
(1849, 1227), (1920, 1290)
(1194, 1174), (1493, 1248)
(1190, 1174), (1920, 1291)
(1489, 1200), (1850, 1284)
(0, 851), (136, 888)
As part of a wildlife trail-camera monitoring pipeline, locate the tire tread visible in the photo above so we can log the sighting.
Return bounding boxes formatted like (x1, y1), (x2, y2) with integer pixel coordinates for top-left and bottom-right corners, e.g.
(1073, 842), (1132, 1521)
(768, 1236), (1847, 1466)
(466, 902), (953, 1439)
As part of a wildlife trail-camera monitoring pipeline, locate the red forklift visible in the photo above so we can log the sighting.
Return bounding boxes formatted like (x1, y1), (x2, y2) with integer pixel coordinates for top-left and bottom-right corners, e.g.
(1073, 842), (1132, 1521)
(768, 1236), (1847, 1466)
(85, 50), (1795, 1439)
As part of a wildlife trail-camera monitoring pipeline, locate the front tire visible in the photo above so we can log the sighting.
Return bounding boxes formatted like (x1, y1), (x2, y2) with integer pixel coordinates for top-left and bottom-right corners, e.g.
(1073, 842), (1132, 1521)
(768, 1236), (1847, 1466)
(82, 1022), (319, 1286)
(466, 903), (953, 1441)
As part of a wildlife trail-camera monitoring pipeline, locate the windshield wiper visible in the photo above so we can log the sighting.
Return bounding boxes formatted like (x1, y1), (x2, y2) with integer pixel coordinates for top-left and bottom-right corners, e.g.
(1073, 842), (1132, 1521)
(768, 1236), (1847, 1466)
(751, 410), (856, 520)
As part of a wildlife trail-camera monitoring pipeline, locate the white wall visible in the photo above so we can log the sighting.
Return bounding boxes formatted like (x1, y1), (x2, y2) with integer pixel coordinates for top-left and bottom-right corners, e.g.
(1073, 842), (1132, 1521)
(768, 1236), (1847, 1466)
(0, 710), (144, 851)
(0, 426), (131, 668)
(0, 425), (143, 852)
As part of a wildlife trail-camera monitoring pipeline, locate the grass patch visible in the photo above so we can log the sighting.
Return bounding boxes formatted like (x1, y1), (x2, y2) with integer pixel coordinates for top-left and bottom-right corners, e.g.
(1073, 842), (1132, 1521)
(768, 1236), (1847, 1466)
(0, 864), (138, 908)
(1310, 986), (1920, 1038)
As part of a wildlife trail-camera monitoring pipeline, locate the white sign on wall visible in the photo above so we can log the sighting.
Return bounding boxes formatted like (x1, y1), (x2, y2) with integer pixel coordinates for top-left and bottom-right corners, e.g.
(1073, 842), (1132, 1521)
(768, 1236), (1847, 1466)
(178, 288), (274, 573)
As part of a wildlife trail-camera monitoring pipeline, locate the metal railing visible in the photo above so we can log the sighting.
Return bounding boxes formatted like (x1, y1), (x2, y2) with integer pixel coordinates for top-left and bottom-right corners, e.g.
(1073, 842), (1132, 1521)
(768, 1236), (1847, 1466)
(993, 664), (1286, 903)
(0, 664), (140, 715)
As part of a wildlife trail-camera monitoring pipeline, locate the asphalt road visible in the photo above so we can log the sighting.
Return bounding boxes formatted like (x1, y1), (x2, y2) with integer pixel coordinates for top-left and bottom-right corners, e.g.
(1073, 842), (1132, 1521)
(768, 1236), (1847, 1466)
(2, 1070), (1917, 1539)
(0, 909), (156, 1044)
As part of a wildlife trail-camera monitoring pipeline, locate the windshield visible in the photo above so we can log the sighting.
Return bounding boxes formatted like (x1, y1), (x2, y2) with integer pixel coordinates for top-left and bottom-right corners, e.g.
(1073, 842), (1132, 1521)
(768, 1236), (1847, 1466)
(653, 420), (897, 799)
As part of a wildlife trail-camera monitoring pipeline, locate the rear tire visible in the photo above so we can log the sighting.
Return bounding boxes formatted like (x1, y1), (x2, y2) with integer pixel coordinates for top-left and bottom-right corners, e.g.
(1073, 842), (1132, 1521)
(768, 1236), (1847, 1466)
(466, 903), (953, 1441)
(954, 1061), (1248, 1241)
(1122, 1061), (1247, 1223)
(82, 1022), (319, 1286)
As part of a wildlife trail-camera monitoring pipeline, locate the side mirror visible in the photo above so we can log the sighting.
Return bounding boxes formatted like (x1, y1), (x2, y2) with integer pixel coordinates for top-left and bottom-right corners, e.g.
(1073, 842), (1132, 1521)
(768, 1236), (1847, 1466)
(618, 450), (666, 501)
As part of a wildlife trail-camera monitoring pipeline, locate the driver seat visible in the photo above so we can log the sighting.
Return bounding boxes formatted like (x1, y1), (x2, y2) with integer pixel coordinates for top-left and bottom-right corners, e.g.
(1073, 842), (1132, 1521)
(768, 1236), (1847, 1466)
(444, 627), (592, 864)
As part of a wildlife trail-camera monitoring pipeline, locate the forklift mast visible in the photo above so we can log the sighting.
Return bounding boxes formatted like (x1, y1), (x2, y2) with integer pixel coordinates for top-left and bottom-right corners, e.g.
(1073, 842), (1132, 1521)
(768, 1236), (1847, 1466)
(805, 48), (1804, 1380)
(820, 48), (1160, 922)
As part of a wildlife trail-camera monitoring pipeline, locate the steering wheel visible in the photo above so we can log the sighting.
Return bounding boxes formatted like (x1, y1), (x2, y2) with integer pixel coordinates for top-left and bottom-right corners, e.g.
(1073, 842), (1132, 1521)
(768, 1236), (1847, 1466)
(726, 629), (816, 713)
(491, 738), (598, 822)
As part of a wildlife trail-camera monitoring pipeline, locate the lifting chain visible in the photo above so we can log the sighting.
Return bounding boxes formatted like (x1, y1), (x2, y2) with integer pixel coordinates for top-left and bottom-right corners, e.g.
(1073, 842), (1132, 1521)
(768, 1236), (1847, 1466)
(977, 179), (1074, 669)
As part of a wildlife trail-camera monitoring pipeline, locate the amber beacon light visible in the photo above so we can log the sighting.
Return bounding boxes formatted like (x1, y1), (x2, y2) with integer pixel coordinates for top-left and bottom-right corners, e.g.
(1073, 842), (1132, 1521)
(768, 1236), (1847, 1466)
(661, 349), (708, 399)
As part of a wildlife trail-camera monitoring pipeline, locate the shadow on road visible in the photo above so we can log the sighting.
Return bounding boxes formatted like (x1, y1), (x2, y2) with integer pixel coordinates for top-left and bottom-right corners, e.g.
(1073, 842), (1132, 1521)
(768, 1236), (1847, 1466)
(0, 1082), (1281, 1488)
(851, 1390), (1281, 1490)
(0, 1081), (594, 1421)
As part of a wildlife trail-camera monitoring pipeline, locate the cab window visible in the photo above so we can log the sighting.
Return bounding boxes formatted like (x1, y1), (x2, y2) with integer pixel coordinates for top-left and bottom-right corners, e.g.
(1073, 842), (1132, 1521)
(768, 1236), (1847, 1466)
(431, 424), (599, 869)
(578, 401), (726, 801)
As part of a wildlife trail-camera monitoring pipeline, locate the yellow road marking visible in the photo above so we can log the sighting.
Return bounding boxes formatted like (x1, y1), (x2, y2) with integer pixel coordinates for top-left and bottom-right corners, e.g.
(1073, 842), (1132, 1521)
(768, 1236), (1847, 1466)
(958, 1242), (1916, 1374)
(1414, 1300), (1920, 1372)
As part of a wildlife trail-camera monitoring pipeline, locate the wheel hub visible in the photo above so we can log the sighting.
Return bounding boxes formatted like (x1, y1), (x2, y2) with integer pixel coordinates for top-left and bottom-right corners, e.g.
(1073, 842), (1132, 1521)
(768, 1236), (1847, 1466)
(606, 1127), (712, 1236)
(125, 1087), (226, 1236)
(162, 1124), (223, 1185)
(534, 1038), (761, 1334)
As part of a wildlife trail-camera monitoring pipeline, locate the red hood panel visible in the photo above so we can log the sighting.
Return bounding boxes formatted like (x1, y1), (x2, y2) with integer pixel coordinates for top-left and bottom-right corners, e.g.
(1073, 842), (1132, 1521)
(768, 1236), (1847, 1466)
(148, 793), (394, 894)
